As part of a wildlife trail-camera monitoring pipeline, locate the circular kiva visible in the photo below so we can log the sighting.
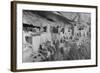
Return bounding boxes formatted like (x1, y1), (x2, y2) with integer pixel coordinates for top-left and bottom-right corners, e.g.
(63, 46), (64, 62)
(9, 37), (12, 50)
(32, 52), (46, 62)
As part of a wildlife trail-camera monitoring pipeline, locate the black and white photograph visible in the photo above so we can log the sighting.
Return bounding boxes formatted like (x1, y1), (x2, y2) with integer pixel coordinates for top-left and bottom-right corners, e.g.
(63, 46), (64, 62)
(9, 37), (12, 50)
(22, 10), (91, 62)
(11, 1), (97, 71)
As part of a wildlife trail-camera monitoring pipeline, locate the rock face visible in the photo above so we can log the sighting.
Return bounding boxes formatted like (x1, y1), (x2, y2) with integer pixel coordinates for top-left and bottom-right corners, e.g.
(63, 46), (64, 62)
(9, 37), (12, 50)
(22, 10), (91, 62)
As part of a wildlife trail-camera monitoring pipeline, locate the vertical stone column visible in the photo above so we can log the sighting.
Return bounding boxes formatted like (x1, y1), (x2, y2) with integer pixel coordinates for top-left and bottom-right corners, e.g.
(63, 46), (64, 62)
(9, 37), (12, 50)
(32, 35), (40, 53)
